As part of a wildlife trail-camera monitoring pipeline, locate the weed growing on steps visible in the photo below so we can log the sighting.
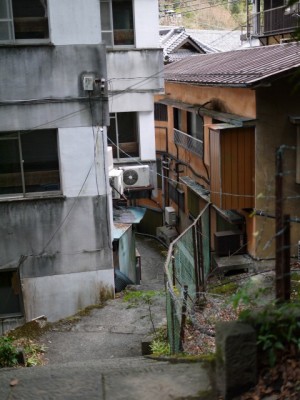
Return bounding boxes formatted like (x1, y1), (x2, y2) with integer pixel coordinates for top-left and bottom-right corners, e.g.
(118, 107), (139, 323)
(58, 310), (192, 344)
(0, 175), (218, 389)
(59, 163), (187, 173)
(0, 336), (18, 367)
(150, 326), (170, 356)
(123, 289), (164, 334)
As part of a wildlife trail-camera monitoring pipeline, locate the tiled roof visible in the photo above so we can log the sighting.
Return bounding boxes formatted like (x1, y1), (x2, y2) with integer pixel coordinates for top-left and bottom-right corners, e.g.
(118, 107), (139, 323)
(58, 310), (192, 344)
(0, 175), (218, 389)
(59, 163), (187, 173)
(185, 29), (252, 52)
(164, 42), (300, 87)
(160, 26), (248, 54)
(160, 27), (218, 63)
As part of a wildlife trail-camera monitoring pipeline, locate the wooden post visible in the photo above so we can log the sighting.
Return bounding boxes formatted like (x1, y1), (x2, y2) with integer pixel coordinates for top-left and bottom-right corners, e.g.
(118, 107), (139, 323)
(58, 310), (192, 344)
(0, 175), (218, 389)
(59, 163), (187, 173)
(283, 214), (291, 301)
(275, 147), (284, 301)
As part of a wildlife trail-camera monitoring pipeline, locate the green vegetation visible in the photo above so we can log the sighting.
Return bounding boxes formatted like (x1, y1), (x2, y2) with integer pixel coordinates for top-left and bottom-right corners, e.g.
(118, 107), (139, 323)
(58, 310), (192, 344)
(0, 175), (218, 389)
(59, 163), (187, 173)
(123, 289), (163, 306)
(150, 339), (171, 356)
(291, 272), (300, 300)
(0, 335), (47, 368)
(23, 340), (46, 367)
(150, 326), (170, 356)
(0, 336), (18, 368)
(240, 301), (300, 367)
(230, 279), (272, 311)
(208, 281), (238, 296)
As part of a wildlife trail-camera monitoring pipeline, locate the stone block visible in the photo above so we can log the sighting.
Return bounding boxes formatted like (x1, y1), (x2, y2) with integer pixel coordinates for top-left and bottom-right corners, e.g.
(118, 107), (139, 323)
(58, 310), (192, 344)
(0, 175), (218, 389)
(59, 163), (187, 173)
(216, 321), (257, 400)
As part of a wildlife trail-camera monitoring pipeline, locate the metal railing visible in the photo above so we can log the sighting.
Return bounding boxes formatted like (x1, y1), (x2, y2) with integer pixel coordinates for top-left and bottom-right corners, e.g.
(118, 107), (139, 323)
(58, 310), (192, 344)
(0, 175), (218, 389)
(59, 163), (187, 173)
(250, 4), (300, 36)
(174, 129), (203, 157)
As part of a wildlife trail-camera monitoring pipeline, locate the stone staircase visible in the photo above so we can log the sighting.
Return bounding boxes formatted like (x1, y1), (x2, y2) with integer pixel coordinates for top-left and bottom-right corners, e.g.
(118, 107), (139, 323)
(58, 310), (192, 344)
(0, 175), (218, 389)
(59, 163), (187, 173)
(0, 356), (215, 400)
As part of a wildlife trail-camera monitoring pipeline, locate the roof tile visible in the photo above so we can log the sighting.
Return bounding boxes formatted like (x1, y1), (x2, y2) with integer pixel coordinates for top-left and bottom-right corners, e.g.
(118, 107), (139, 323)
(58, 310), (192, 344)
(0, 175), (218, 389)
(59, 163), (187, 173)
(164, 43), (300, 86)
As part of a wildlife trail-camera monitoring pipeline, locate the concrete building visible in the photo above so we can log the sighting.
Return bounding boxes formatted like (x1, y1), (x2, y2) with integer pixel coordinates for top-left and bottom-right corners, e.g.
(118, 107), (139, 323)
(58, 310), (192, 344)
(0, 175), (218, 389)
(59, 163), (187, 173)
(103, 0), (163, 283)
(0, 0), (163, 334)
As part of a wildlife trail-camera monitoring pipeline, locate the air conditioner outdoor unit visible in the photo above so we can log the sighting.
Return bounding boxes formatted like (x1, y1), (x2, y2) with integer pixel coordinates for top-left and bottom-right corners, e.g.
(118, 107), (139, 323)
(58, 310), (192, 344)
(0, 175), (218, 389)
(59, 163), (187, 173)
(109, 169), (124, 199)
(214, 230), (245, 257)
(165, 206), (176, 226)
(121, 165), (150, 188)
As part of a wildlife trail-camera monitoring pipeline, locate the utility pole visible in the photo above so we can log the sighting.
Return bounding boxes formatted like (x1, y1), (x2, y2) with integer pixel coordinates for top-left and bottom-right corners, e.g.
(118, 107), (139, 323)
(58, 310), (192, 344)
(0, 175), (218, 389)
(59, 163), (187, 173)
(275, 147), (291, 301)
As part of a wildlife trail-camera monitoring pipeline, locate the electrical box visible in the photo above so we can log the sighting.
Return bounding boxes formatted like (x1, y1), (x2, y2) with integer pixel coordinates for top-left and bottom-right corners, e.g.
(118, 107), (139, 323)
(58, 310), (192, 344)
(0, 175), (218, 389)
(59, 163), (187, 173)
(214, 230), (245, 256)
(83, 75), (94, 91)
(165, 206), (176, 226)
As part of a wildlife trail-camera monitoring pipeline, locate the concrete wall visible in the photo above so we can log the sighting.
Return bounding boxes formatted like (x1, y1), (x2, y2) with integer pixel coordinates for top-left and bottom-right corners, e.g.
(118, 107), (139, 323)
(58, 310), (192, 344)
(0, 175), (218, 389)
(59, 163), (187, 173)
(134, 0), (160, 48)
(106, 49), (163, 94)
(0, 45), (108, 130)
(0, 196), (114, 321)
(253, 77), (300, 259)
(22, 269), (113, 322)
(59, 127), (110, 197)
(0, 0), (114, 323)
(49, 0), (101, 45)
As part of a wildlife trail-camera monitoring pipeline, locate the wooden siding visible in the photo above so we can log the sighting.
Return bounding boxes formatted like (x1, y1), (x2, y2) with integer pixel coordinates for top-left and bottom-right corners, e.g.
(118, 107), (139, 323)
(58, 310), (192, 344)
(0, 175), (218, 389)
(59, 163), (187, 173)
(210, 127), (255, 210)
(209, 130), (221, 207)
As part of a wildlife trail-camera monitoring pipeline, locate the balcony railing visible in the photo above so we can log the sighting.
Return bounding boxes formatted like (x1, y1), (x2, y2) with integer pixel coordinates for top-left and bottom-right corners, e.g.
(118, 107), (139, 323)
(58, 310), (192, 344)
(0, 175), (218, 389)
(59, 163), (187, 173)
(174, 129), (203, 157)
(250, 4), (300, 36)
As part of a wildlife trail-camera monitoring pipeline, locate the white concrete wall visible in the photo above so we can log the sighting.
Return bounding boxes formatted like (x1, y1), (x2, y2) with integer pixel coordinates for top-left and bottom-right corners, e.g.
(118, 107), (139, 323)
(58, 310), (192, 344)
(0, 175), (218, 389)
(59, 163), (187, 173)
(49, 0), (101, 45)
(106, 50), (163, 93)
(134, 0), (160, 48)
(139, 111), (156, 161)
(58, 127), (108, 197)
(22, 269), (114, 322)
(109, 92), (155, 113)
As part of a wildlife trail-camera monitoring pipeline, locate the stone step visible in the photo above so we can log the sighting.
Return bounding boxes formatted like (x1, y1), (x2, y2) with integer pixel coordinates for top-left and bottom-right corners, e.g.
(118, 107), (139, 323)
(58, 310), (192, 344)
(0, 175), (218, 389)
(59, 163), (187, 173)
(0, 357), (214, 400)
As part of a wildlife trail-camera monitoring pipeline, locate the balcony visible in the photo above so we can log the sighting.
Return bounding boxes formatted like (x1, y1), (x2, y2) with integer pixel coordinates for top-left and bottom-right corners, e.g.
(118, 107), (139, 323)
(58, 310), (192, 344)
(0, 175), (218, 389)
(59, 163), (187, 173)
(174, 129), (203, 157)
(250, 4), (300, 37)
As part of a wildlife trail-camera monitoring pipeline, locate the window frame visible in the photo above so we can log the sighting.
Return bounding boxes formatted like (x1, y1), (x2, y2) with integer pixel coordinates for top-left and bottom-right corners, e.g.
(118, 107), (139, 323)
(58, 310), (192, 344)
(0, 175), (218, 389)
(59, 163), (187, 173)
(100, 0), (135, 48)
(0, 0), (50, 44)
(0, 129), (61, 199)
(107, 112), (140, 161)
(154, 103), (168, 122)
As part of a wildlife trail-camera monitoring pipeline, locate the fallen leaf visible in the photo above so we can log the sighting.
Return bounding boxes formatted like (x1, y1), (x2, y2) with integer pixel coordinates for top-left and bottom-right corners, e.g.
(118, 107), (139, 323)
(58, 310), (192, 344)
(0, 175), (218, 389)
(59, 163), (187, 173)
(10, 378), (19, 387)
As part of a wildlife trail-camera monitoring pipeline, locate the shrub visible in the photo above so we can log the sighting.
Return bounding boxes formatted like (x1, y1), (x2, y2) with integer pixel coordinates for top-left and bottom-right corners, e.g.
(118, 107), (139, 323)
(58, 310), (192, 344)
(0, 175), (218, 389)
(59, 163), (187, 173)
(0, 336), (18, 368)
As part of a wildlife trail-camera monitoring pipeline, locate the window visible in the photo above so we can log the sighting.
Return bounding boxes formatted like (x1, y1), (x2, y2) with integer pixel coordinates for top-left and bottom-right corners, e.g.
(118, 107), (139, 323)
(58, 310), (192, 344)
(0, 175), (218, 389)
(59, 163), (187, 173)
(0, 129), (60, 196)
(0, 270), (22, 316)
(0, 0), (49, 42)
(100, 0), (134, 46)
(169, 182), (185, 211)
(107, 112), (139, 159)
(156, 158), (162, 189)
(154, 103), (168, 122)
(187, 111), (204, 142)
(173, 108), (183, 131)
(187, 188), (200, 218)
(173, 108), (204, 157)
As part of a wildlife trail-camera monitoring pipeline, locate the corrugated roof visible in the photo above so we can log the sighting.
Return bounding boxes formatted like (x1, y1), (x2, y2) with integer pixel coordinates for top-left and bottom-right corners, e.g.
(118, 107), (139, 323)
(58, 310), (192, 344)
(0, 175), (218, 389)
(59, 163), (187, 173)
(113, 206), (146, 224)
(164, 43), (300, 87)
